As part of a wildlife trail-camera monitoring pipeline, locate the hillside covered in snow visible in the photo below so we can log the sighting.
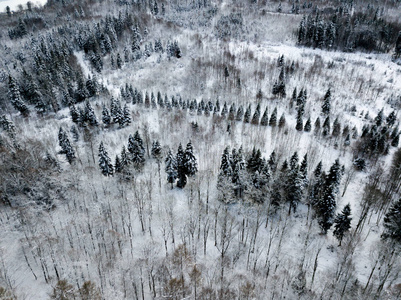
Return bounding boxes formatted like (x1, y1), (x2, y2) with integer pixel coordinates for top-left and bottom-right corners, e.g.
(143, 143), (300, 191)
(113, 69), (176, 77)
(0, 0), (401, 299)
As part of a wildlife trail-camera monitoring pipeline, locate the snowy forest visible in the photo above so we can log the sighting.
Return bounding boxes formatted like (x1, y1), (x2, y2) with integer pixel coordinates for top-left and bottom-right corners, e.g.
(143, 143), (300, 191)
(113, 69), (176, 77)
(0, 0), (401, 299)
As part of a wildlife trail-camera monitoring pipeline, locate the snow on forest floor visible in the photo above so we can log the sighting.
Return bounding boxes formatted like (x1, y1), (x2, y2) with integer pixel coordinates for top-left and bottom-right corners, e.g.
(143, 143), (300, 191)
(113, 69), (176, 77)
(1, 5), (401, 297)
(72, 38), (399, 294)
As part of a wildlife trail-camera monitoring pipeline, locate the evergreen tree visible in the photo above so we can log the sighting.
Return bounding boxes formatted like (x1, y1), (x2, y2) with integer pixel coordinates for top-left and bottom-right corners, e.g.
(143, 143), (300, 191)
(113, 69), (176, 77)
(214, 99), (220, 115)
(247, 148), (263, 173)
(304, 117), (312, 132)
(110, 97), (123, 124)
(151, 140), (162, 161)
(58, 127), (76, 164)
(128, 131), (145, 169)
(317, 159), (342, 234)
(386, 110), (396, 127)
(269, 107), (277, 126)
(220, 147), (232, 176)
(228, 103), (236, 121)
(244, 104), (251, 123)
(270, 179), (282, 208)
(165, 148), (177, 189)
(189, 99), (197, 113)
(132, 88), (138, 105)
(278, 113), (286, 128)
(290, 152), (299, 170)
(374, 108), (384, 127)
(344, 134), (351, 146)
(295, 15), (307, 40)
(268, 151), (277, 173)
(326, 22), (336, 49)
(137, 91), (143, 105)
(392, 134), (400, 147)
(70, 125), (79, 142)
(322, 88), (331, 115)
(261, 108), (269, 126)
(281, 159), (289, 172)
(236, 105), (244, 121)
(120, 145), (129, 167)
(322, 116), (330, 136)
(272, 67), (286, 97)
(182, 99), (188, 110)
(314, 161), (322, 178)
(116, 53), (123, 69)
(0, 115), (15, 139)
(176, 144), (187, 188)
(70, 105), (80, 123)
(286, 165), (304, 214)
(151, 92), (157, 109)
(102, 104), (111, 126)
(315, 20), (325, 48)
(145, 92), (150, 108)
(382, 198), (401, 243)
(86, 76), (98, 97)
(197, 101), (203, 115)
(98, 142), (114, 176)
(157, 91), (164, 108)
(314, 117), (321, 133)
(119, 104), (131, 128)
(114, 155), (123, 173)
(184, 141), (198, 177)
(296, 109), (304, 131)
(333, 204), (352, 246)
(84, 100), (98, 126)
(165, 95), (172, 110)
(342, 125), (350, 137)
(172, 96), (179, 109)
(232, 163), (244, 198)
(296, 88), (306, 114)
(251, 103), (261, 125)
(8, 76), (30, 117)
(221, 102), (228, 117)
(395, 31), (401, 58)
(332, 117), (341, 137)
(300, 154), (308, 187)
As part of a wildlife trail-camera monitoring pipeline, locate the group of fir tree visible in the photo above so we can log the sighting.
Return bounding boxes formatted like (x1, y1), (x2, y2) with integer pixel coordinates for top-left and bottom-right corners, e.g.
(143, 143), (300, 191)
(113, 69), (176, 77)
(98, 130), (146, 176)
(165, 142), (198, 189)
(217, 146), (352, 239)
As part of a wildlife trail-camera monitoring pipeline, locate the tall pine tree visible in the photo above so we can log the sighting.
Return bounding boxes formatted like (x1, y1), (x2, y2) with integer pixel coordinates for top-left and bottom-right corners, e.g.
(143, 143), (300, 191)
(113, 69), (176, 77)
(98, 141), (114, 176)
(382, 198), (401, 243)
(176, 143), (187, 188)
(165, 148), (177, 189)
(333, 204), (352, 246)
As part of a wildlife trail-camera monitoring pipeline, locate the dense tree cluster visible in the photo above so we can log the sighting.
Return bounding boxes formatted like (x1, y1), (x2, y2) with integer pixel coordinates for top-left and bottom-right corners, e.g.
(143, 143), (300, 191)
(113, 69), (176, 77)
(297, 7), (401, 53)
(355, 108), (399, 158)
(165, 142), (198, 189)
(217, 146), (344, 233)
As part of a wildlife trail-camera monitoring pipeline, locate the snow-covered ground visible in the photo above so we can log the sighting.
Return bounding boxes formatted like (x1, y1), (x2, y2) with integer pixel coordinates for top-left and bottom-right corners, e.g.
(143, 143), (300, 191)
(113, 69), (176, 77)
(1, 0), (401, 298)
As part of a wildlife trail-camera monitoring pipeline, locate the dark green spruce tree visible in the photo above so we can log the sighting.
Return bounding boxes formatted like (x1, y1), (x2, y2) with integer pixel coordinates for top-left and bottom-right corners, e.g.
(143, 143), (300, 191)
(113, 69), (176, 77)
(58, 127), (76, 164)
(382, 198), (401, 243)
(176, 143), (187, 188)
(98, 141), (114, 176)
(333, 203), (352, 246)
(128, 131), (146, 170)
(165, 148), (177, 189)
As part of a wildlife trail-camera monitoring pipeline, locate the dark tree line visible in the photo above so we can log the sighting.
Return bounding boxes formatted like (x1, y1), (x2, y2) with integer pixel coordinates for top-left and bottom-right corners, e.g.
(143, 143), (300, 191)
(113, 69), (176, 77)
(217, 146), (345, 234)
(297, 6), (401, 53)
